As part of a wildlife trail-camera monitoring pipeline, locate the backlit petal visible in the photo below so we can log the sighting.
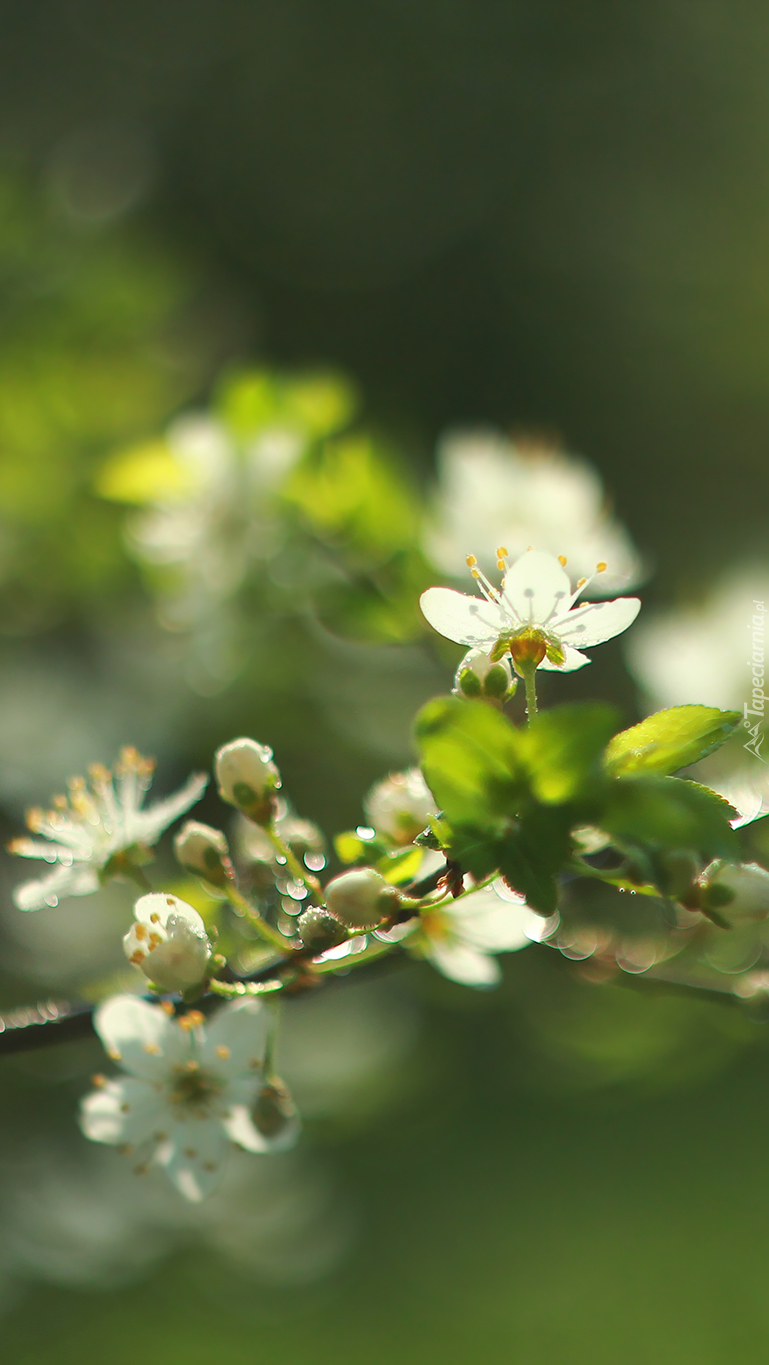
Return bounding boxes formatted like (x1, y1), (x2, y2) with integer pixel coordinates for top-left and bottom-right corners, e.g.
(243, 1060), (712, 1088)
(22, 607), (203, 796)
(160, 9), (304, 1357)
(420, 587), (508, 646)
(94, 995), (189, 1079)
(538, 644), (591, 672)
(427, 940), (502, 988)
(501, 550), (572, 625)
(554, 595), (641, 646)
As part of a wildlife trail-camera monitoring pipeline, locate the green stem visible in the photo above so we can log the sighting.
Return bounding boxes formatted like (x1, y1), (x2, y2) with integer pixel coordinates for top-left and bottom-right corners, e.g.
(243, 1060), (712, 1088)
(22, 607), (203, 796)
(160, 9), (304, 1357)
(223, 882), (292, 954)
(264, 826), (324, 906)
(521, 662), (538, 723)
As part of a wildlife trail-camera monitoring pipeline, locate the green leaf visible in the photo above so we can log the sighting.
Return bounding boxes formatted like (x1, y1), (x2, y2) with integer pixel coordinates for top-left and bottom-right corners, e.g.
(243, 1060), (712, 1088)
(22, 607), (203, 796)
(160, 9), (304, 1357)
(601, 775), (739, 862)
(522, 703), (619, 804)
(414, 696), (526, 830)
(604, 705), (741, 777)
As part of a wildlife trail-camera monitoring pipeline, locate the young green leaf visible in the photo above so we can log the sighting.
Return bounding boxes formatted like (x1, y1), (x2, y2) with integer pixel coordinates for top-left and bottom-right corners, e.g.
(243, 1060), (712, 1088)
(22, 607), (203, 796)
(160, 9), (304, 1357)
(604, 705), (741, 777)
(522, 703), (619, 804)
(601, 775), (739, 862)
(414, 696), (526, 830)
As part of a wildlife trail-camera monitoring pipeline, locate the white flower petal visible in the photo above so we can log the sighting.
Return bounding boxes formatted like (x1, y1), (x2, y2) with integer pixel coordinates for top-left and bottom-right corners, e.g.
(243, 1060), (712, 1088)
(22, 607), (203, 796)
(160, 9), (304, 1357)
(538, 644), (592, 672)
(133, 892), (206, 934)
(419, 586), (508, 647)
(223, 1102), (301, 1154)
(93, 995), (189, 1079)
(12, 863), (100, 911)
(554, 595), (641, 647)
(79, 1078), (164, 1146)
(427, 940), (502, 988)
(446, 891), (532, 952)
(130, 771), (208, 846)
(501, 550), (572, 626)
(156, 1119), (228, 1202)
(201, 997), (269, 1079)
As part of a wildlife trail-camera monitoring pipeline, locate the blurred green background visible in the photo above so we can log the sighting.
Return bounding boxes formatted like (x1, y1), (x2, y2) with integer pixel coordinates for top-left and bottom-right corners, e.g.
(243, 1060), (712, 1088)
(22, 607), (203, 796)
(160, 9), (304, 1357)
(1, 2), (769, 1361)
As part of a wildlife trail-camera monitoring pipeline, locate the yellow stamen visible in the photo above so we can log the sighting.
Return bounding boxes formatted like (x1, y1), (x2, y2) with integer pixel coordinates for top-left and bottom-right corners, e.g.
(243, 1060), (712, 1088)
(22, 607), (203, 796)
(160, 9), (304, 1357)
(596, 561), (607, 573)
(215, 1045), (231, 1060)
(91, 1074), (107, 1089)
(134, 923), (148, 941)
(558, 555), (567, 567)
(577, 577), (587, 590)
(496, 546), (508, 559)
(466, 554), (477, 567)
(160, 1001), (174, 1017)
(129, 950), (146, 965)
(150, 913), (160, 924)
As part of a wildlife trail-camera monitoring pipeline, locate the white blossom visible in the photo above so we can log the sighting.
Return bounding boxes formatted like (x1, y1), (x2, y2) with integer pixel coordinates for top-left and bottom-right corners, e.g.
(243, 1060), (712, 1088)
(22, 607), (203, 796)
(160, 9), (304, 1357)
(700, 861), (769, 926)
(123, 893), (212, 994)
(412, 879), (540, 987)
(81, 995), (297, 1202)
(421, 548), (641, 673)
(8, 748), (207, 912)
(425, 430), (643, 596)
(363, 768), (438, 846)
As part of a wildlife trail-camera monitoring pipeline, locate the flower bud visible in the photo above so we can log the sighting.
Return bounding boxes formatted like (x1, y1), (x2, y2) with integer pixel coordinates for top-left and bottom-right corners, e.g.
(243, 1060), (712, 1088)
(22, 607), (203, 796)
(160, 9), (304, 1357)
(215, 738), (280, 825)
(323, 867), (401, 929)
(700, 861), (769, 926)
(123, 892), (212, 993)
(364, 768), (438, 846)
(453, 647), (516, 703)
(297, 907), (349, 953)
(174, 820), (230, 887)
(252, 1078), (299, 1146)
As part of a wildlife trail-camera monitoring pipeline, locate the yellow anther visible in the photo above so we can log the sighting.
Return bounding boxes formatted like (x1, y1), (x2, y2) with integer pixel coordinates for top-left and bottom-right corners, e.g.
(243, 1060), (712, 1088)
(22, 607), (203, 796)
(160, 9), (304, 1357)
(471, 568), (481, 579)
(215, 1045), (231, 1060)
(130, 950), (146, 965)
(160, 1001), (174, 1017)
(527, 545), (534, 551)
(107, 1048), (122, 1061)
(497, 561), (506, 571)
(143, 1041), (161, 1055)
(165, 897), (176, 907)
(134, 923), (148, 941)
(178, 1010), (204, 1031)
(149, 913), (160, 924)
(558, 555), (567, 567)
(148, 932), (163, 949)
(596, 561), (607, 573)
(466, 554), (477, 567)
(52, 794), (68, 811)
(25, 808), (44, 832)
(496, 546), (508, 560)
(577, 577), (587, 589)
(91, 1073), (107, 1089)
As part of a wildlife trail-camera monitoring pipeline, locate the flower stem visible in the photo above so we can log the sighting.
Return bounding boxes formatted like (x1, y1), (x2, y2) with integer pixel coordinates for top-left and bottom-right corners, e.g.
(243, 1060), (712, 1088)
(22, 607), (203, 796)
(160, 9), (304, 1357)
(223, 882), (292, 954)
(264, 826), (324, 906)
(208, 977), (284, 999)
(521, 662), (538, 723)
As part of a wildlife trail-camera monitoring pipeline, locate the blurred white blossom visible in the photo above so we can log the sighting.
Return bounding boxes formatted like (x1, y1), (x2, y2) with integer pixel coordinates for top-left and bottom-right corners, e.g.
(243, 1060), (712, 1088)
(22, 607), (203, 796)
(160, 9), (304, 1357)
(81, 995), (296, 1202)
(425, 430), (643, 596)
(411, 879), (540, 987)
(9, 748), (207, 912)
(627, 564), (769, 711)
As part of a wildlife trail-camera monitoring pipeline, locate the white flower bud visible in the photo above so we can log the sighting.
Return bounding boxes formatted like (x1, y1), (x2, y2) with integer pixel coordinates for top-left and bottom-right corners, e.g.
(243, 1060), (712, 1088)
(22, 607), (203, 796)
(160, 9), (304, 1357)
(453, 647), (515, 701)
(123, 892), (212, 993)
(215, 738), (281, 824)
(700, 861), (769, 926)
(363, 768), (437, 846)
(323, 867), (401, 929)
(174, 820), (230, 887)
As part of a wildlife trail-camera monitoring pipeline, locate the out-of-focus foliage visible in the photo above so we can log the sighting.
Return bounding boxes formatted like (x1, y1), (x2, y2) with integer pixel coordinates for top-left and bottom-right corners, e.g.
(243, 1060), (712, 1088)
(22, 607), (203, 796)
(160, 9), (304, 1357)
(0, 173), (213, 634)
